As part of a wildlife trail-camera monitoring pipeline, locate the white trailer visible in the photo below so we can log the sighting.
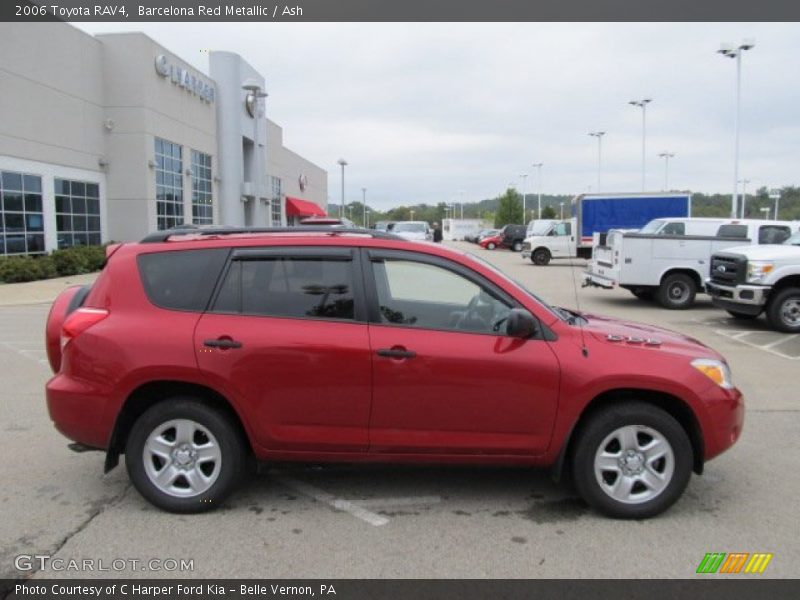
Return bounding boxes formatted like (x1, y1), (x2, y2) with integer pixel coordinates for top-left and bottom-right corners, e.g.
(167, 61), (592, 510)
(442, 218), (485, 241)
(584, 218), (799, 309)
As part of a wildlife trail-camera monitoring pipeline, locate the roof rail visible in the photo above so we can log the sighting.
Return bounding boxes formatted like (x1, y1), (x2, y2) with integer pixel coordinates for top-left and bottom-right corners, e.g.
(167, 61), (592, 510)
(139, 226), (405, 243)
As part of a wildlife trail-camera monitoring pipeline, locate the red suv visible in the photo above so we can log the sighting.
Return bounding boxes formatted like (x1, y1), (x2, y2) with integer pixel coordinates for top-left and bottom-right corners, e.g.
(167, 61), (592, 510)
(46, 227), (743, 518)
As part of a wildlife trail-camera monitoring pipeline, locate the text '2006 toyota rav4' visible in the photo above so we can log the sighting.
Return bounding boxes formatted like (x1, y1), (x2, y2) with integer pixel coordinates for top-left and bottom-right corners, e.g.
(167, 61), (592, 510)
(45, 228), (743, 518)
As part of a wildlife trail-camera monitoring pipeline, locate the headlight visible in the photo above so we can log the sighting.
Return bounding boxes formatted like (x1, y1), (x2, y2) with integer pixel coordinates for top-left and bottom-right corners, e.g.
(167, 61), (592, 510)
(691, 358), (734, 389)
(746, 261), (774, 283)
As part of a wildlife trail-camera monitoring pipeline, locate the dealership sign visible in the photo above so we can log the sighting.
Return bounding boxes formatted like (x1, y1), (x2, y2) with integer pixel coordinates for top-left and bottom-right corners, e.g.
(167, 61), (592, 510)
(154, 55), (215, 104)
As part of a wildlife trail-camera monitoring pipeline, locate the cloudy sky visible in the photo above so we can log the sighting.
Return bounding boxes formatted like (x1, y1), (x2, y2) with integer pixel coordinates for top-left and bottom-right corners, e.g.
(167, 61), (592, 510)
(76, 22), (800, 210)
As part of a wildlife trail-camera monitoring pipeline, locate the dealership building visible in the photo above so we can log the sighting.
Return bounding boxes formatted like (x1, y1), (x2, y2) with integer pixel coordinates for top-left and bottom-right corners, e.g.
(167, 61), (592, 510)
(0, 23), (328, 255)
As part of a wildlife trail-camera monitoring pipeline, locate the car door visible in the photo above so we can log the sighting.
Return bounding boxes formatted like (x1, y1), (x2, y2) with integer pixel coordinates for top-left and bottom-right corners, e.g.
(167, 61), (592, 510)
(194, 246), (372, 453)
(549, 221), (574, 257)
(363, 249), (561, 455)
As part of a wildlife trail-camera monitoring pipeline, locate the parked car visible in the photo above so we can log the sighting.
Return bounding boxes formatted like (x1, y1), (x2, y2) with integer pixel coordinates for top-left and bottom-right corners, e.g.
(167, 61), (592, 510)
(706, 232), (800, 332)
(498, 224), (528, 252)
(467, 229), (497, 244)
(478, 233), (503, 250)
(300, 217), (357, 228)
(392, 221), (433, 242)
(373, 221), (394, 232)
(46, 226), (743, 518)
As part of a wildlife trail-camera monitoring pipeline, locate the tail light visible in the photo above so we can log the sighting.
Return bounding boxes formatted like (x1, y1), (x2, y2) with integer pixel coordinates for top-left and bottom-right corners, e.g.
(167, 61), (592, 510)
(61, 308), (109, 351)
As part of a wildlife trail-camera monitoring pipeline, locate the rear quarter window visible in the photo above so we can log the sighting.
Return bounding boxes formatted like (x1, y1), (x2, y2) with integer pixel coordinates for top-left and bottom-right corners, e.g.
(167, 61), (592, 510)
(717, 224), (748, 239)
(137, 248), (229, 311)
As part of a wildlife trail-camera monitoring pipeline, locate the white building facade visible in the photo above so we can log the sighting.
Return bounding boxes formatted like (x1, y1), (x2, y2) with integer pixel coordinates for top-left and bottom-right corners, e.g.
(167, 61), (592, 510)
(0, 23), (327, 255)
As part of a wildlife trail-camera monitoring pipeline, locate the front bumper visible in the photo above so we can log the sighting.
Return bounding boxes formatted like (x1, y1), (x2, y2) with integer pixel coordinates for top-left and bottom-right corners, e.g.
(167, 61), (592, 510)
(702, 386), (745, 462)
(706, 280), (769, 314)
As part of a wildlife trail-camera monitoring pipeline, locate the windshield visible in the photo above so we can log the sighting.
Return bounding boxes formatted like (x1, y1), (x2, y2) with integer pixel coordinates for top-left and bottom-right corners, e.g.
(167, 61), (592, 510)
(394, 222), (426, 233)
(639, 219), (666, 234)
(528, 221), (553, 236)
(785, 232), (800, 246)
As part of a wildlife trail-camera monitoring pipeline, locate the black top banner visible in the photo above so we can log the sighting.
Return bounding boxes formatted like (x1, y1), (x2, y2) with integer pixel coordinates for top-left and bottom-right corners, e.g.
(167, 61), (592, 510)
(4, 0), (800, 22)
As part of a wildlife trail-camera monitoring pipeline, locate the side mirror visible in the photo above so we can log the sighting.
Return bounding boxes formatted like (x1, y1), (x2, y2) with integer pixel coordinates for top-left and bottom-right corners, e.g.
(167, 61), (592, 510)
(505, 309), (538, 339)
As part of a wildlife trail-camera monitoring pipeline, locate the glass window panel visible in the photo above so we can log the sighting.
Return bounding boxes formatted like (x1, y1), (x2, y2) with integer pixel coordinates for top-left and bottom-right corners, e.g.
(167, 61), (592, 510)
(73, 215), (87, 231)
(6, 236), (26, 253)
(86, 183), (99, 198)
(2, 172), (23, 191)
(87, 198), (100, 215)
(23, 175), (42, 193)
(25, 194), (42, 213)
(3, 192), (23, 212)
(57, 234), (72, 249)
(25, 214), (44, 232)
(54, 179), (69, 195)
(72, 196), (86, 214)
(87, 216), (100, 231)
(28, 234), (45, 252)
(5, 213), (24, 232)
(155, 138), (163, 154)
(74, 233), (88, 246)
(55, 195), (70, 213)
(70, 181), (86, 196)
(56, 214), (71, 231)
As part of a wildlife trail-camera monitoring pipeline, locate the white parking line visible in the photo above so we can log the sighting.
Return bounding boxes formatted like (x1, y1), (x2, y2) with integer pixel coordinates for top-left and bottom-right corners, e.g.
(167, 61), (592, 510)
(690, 318), (800, 360)
(761, 335), (800, 349)
(275, 475), (390, 526)
(357, 495), (442, 508)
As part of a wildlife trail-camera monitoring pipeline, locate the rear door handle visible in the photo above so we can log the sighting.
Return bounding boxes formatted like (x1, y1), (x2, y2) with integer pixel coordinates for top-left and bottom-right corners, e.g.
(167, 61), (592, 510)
(204, 338), (243, 349)
(377, 348), (416, 359)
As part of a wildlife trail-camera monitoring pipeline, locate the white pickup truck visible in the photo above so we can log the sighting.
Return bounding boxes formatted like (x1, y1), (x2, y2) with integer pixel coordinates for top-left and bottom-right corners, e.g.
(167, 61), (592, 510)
(584, 218), (799, 309)
(706, 232), (800, 332)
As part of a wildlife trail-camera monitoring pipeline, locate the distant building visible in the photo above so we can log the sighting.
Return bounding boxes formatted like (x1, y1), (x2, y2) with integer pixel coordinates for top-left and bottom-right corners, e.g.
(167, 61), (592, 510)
(0, 23), (327, 255)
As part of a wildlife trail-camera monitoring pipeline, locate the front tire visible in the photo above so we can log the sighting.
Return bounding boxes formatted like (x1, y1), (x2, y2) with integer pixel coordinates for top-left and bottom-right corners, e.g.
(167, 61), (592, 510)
(656, 273), (697, 310)
(571, 403), (693, 519)
(765, 287), (800, 333)
(486, 242), (496, 250)
(126, 398), (246, 513)
(532, 248), (551, 266)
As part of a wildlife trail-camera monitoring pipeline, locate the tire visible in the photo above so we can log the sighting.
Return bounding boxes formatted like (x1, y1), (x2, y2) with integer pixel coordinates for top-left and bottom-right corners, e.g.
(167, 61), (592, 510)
(630, 288), (655, 301)
(125, 398), (246, 513)
(656, 273), (696, 310)
(532, 248), (551, 266)
(512, 241), (523, 252)
(765, 287), (800, 333)
(486, 242), (496, 250)
(726, 309), (758, 320)
(571, 402), (693, 519)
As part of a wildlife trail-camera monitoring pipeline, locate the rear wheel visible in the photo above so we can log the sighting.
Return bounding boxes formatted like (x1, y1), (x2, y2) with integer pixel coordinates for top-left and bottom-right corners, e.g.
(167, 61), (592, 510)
(571, 403), (693, 519)
(656, 273), (696, 310)
(126, 398), (246, 513)
(486, 242), (496, 250)
(512, 241), (523, 252)
(765, 287), (800, 333)
(532, 248), (551, 266)
(726, 309), (758, 320)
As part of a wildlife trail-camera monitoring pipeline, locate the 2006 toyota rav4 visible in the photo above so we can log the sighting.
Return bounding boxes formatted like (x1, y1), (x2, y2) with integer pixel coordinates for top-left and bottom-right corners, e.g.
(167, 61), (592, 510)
(45, 227), (743, 518)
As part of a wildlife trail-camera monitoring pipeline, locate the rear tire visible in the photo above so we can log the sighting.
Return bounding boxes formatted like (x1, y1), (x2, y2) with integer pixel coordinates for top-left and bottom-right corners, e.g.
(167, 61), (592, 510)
(126, 398), (246, 513)
(512, 241), (523, 252)
(532, 248), (551, 266)
(726, 309), (758, 320)
(656, 273), (696, 310)
(765, 287), (800, 333)
(571, 402), (693, 519)
(486, 242), (496, 250)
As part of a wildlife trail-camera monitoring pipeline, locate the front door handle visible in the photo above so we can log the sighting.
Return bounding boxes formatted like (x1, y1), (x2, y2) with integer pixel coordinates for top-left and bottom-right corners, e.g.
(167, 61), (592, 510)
(377, 347), (416, 359)
(204, 338), (243, 349)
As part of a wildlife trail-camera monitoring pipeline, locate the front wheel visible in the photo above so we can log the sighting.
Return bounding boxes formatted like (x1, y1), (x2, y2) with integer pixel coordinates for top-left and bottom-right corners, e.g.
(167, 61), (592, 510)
(656, 273), (697, 310)
(532, 248), (551, 266)
(126, 398), (246, 513)
(486, 242), (496, 250)
(571, 403), (693, 519)
(765, 287), (800, 333)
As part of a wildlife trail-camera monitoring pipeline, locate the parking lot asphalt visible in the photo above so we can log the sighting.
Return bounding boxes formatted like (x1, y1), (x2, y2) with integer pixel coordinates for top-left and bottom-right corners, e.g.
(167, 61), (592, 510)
(1, 242), (798, 580)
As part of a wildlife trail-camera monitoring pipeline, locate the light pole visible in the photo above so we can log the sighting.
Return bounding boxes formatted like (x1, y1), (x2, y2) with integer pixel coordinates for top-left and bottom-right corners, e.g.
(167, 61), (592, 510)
(769, 188), (781, 220)
(337, 158), (348, 219)
(459, 190), (465, 219)
(629, 98), (652, 191)
(365, 208), (370, 228)
(760, 207), (770, 220)
(410, 209), (415, 220)
(559, 202), (565, 220)
(588, 132), (605, 192)
(519, 173), (528, 220)
(532, 162), (543, 220)
(242, 82), (268, 224)
(718, 39), (755, 219)
(361, 187), (367, 227)
(738, 178), (751, 218)
(658, 152), (675, 191)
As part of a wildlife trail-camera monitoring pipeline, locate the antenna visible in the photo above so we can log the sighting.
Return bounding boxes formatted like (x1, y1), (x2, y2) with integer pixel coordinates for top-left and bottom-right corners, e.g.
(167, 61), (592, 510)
(566, 212), (589, 357)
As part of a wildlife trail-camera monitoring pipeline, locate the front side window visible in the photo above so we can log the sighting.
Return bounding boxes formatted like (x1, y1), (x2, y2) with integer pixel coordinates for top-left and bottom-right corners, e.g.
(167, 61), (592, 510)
(155, 138), (184, 230)
(270, 177), (282, 225)
(758, 225), (790, 245)
(660, 222), (686, 235)
(190, 150), (213, 225)
(1, 171), (43, 255)
(554, 222), (572, 236)
(371, 258), (511, 334)
(214, 257), (355, 321)
(54, 178), (101, 248)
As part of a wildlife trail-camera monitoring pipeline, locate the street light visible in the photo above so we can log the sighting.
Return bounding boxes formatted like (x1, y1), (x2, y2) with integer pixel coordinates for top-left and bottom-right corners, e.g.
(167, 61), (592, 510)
(628, 98), (652, 192)
(459, 190), (465, 219)
(769, 188), (781, 220)
(760, 206), (770, 220)
(588, 132), (605, 192)
(337, 158), (348, 219)
(718, 38), (756, 218)
(242, 81), (268, 224)
(738, 178), (751, 218)
(532, 162), (543, 221)
(519, 173), (528, 220)
(361, 187), (367, 227)
(365, 208), (370, 228)
(658, 152), (675, 191)
(410, 209), (415, 220)
(559, 201), (565, 220)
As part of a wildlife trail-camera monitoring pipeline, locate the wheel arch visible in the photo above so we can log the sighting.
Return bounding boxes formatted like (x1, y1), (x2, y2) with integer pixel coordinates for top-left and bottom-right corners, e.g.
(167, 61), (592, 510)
(551, 388), (704, 483)
(104, 380), (253, 473)
(771, 275), (800, 294)
(659, 267), (703, 291)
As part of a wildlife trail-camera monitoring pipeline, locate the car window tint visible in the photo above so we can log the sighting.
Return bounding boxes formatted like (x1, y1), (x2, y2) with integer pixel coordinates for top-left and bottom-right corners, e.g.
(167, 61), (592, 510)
(138, 249), (229, 312)
(554, 222), (571, 236)
(214, 257), (355, 321)
(717, 224), (748, 238)
(758, 226), (790, 244)
(371, 259), (511, 334)
(661, 222), (685, 235)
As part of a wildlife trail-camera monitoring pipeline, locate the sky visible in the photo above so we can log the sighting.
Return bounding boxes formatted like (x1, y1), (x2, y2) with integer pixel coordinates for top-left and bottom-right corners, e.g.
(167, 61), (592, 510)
(75, 22), (800, 211)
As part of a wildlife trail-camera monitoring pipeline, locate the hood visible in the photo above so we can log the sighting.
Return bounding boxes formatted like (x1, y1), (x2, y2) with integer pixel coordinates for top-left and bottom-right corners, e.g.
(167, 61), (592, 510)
(718, 244), (800, 261)
(580, 312), (721, 360)
(396, 231), (428, 240)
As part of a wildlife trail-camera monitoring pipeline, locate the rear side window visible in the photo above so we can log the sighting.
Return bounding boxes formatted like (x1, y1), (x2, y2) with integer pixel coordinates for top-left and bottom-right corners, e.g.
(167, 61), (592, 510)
(759, 225), (790, 244)
(138, 249), (228, 311)
(717, 224), (748, 239)
(214, 257), (355, 321)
